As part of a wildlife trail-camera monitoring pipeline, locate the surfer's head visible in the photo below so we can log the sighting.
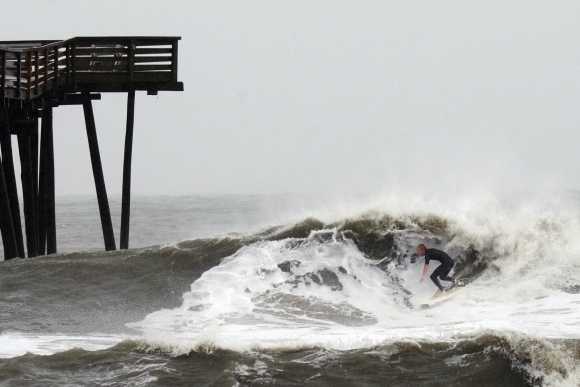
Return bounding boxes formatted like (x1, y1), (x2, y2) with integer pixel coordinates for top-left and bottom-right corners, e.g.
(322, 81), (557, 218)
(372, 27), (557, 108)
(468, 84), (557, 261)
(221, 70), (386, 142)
(416, 244), (427, 256)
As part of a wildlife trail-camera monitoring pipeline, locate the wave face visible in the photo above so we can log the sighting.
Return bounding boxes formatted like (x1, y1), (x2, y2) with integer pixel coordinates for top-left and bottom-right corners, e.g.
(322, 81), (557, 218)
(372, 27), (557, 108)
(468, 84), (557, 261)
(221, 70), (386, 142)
(2, 194), (580, 386)
(127, 194), (580, 386)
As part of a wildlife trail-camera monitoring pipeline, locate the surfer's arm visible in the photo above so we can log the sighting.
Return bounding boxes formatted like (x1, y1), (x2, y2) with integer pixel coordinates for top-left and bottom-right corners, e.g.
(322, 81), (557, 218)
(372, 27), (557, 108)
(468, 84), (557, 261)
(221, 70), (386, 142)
(420, 264), (429, 283)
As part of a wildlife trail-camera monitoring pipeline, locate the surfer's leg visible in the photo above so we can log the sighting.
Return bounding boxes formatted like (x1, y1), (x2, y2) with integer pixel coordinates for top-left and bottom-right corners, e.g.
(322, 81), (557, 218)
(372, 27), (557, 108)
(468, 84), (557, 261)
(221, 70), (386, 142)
(430, 266), (445, 291)
(439, 264), (456, 286)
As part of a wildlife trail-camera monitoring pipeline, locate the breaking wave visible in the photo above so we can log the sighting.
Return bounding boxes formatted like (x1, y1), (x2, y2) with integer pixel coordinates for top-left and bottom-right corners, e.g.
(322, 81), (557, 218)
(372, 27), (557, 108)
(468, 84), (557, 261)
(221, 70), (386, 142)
(126, 194), (580, 386)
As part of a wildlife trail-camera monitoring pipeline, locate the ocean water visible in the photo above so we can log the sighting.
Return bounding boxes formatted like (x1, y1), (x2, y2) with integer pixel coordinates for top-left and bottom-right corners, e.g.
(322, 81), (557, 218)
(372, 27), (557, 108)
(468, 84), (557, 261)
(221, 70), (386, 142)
(1, 193), (580, 386)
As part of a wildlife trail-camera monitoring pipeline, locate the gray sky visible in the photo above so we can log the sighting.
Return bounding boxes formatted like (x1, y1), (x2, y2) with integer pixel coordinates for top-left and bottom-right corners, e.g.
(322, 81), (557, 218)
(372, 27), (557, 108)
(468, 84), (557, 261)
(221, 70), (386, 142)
(2, 1), (580, 197)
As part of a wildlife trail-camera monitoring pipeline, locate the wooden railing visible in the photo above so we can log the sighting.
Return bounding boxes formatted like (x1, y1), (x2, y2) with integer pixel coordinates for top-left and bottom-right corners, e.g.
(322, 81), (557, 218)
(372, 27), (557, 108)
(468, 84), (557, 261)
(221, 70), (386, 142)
(0, 36), (181, 102)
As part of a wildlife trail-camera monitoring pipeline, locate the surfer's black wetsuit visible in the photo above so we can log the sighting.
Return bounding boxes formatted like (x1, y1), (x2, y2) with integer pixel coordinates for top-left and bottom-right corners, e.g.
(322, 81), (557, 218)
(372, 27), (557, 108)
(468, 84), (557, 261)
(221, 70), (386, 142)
(425, 248), (456, 291)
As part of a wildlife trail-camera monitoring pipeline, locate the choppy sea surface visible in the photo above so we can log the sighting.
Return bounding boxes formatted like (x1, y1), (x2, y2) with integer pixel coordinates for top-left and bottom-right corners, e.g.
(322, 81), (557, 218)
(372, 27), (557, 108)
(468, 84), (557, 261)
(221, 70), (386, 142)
(1, 193), (580, 386)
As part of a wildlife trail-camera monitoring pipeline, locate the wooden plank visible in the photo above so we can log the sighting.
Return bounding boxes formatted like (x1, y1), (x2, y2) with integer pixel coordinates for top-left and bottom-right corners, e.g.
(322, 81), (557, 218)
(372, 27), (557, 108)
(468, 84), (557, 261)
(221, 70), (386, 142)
(92, 71), (172, 82)
(4, 59), (20, 68)
(74, 72), (129, 83)
(134, 48), (173, 54)
(0, 40), (60, 47)
(34, 50), (39, 91)
(74, 80), (183, 92)
(16, 52), (22, 99)
(74, 37), (132, 46)
(74, 56), (128, 63)
(26, 52), (31, 99)
(71, 41), (76, 86)
(128, 39), (134, 82)
(74, 58), (124, 65)
(65, 43), (70, 85)
(75, 48), (126, 56)
(74, 56), (128, 64)
(60, 92), (101, 105)
(53, 46), (58, 93)
(134, 37), (180, 45)
(43, 48), (48, 93)
(133, 56), (172, 63)
(172, 40), (178, 82)
(0, 41), (62, 53)
(133, 64), (173, 72)
(73, 37), (179, 46)
(75, 65), (129, 72)
(1, 51), (5, 104)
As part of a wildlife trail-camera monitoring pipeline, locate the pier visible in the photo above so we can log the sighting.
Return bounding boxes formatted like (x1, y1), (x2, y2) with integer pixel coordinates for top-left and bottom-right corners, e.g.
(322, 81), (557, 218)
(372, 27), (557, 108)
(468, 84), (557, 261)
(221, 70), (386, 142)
(0, 36), (183, 260)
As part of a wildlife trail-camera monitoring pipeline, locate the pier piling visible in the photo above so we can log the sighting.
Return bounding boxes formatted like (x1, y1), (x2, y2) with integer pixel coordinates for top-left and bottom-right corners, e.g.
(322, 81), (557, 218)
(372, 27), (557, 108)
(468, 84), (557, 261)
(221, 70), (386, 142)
(30, 115), (39, 222)
(82, 92), (116, 251)
(120, 89), (135, 250)
(37, 114), (47, 256)
(17, 131), (38, 257)
(0, 108), (25, 257)
(0, 151), (17, 259)
(43, 105), (57, 255)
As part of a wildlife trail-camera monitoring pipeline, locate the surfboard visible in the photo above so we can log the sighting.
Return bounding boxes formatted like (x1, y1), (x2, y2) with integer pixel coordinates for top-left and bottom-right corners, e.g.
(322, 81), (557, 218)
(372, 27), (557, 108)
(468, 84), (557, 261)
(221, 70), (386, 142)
(419, 275), (481, 307)
(420, 283), (467, 307)
(418, 266), (488, 308)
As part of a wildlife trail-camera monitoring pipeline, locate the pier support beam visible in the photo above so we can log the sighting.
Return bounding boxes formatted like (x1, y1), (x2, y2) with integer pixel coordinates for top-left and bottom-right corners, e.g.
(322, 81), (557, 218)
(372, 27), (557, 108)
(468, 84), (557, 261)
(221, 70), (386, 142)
(0, 153), (17, 260)
(17, 131), (38, 257)
(45, 106), (57, 255)
(37, 114), (47, 256)
(38, 105), (57, 255)
(31, 115), (39, 223)
(120, 90), (135, 250)
(0, 108), (25, 258)
(82, 92), (116, 251)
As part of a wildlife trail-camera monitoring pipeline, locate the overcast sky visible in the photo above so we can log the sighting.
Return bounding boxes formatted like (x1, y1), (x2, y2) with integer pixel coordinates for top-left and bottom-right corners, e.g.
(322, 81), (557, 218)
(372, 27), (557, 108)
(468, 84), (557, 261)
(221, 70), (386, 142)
(2, 1), (580, 197)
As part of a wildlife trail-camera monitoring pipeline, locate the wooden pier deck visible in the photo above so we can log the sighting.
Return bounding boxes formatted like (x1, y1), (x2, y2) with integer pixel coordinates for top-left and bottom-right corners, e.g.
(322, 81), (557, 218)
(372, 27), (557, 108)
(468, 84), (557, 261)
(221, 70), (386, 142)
(0, 36), (183, 259)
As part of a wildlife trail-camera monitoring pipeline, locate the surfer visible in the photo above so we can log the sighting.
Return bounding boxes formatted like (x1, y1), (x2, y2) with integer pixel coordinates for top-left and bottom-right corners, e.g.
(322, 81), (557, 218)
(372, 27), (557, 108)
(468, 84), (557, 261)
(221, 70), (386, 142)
(416, 244), (456, 293)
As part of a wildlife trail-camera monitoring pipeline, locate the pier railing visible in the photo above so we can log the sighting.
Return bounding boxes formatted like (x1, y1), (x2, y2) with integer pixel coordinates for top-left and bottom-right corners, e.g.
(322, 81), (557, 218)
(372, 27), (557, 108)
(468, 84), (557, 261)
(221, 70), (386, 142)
(0, 36), (181, 102)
